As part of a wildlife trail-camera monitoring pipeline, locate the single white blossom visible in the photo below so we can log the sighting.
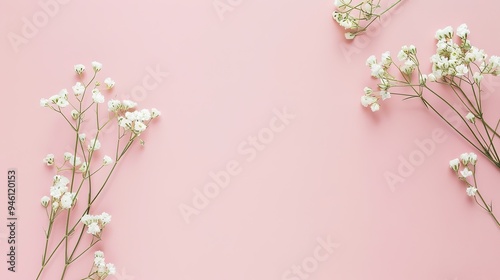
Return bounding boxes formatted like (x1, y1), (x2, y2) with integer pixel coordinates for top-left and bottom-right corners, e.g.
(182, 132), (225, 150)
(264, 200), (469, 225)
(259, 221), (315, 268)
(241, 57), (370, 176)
(460, 153), (471, 165)
(41, 196), (50, 207)
(43, 154), (55, 166)
(108, 99), (121, 112)
(466, 112), (475, 123)
(345, 32), (355, 40)
(79, 133), (86, 142)
(468, 152), (478, 165)
(102, 155), (113, 166)
(92, 61), (102, 72)
(71, 110), (79, 120)
(87, 222), (101, 235)
(63, 152), (72, 161)
(92, 89), (105, 103)
(40, 98), (49, 107)
(449, 158), (460, 171)
(151, 108), (161, 118)
(100, 212), (112, 225)
(370, 102), (380, 112)
(60, 192), (76, 209)
(466, 186), (478, 197)
(133, 121), (147, 134)
(361, 95), (377, 107)
(74, 64), (85, 74)
(88, 138), (101, 151)
(121, 100), (137, 110)
(72, 82), (85, 96)
(456, 24), (470, 38)
(79, 162), (88, 172)
(104, 77), (115, 89)
(460, 167), (473, 178)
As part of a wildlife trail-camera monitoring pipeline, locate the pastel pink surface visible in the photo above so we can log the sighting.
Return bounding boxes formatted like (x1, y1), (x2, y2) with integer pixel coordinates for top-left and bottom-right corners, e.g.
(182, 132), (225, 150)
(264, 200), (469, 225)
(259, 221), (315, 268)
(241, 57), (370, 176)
(1, 0), (500, 279)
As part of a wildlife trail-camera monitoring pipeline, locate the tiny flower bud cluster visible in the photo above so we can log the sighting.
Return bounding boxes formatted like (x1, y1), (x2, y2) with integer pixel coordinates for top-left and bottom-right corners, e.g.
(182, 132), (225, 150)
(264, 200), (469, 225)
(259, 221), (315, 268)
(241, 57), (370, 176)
(92, 251), (116, 278)
(41, 175), (77, 211)
(361, 24), (499, 113)
(81, 212), (112, 236)
(449, 152), (478, 197)
(332, 0), (392, 39)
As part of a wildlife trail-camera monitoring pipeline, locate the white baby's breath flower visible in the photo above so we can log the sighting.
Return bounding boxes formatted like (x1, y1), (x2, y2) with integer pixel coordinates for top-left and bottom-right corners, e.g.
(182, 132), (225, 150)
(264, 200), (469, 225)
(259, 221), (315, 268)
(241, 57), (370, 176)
(380, 51), (391, 67)
(345, 32), (355, 40)
(104, 77), (115, 89)
(370, 102), (380, 112)
(100, 212), (112, 225)
(43, 154), (55, 166)
(41, 196), (50, 207)
(74, 64), (85, 74)
(63, 152), (72, 161)
(52, 201), (60, 211)
(92, 61), (102, 72)
(56, 98), (69, 108)
(88, 138), (101, 151)
(40, 98), (49, 107)
(455, 64), (469, 76)
(468, 152), (478, 165)
(71, 110), (79, 120)
(473, 72), (483, 83)
(87, 222), (101, 235)
(81, 214), (93, 226)
(102, 155), (113, 166)
(460, 153), (471, 165)
(466, 112), (475, 123)
(366, 55), (377, 66)
(466, 186), (478, 196)
(456, 24), (470, 38)
(449, 158), (460, 171)
(139, 109), (152, 121)
(121, 100), (137, 110)
(72, 82), (85, 96)
(380, 90), (391, 100)
(460, 167), (473, 178)
(94, 251), (105, 258)
(419, 74), (428, 84)
(69, 155), (82, 166)
(427, 73), (437, 82)
(133, 121), (147, 134)
(118, 117), (132, 130)
(79, 133), (86, 142)
(106, 263), (116, 275)
(361, 95), (377, 107)
(151, 108), (161, 118)
(60, 192), (75, 209)
(370, 64), (385, 78)
(108, 100), (121, 112)
(92, 89), (105, 103)
(79, 162), (88, 172)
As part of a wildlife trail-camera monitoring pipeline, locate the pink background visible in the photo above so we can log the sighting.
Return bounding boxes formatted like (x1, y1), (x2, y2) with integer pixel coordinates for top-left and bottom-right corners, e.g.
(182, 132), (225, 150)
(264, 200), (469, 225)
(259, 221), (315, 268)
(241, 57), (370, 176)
(2, 0), (500, 279)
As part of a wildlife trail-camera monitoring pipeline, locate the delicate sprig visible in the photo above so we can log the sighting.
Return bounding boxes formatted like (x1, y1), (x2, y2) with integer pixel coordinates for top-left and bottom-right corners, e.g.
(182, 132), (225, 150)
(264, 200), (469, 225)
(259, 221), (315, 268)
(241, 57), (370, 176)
(449, 153), (500, 228)
(37, 62), (160, 279)
(361, 24), (500, 168)
(332, 0), (403, 39)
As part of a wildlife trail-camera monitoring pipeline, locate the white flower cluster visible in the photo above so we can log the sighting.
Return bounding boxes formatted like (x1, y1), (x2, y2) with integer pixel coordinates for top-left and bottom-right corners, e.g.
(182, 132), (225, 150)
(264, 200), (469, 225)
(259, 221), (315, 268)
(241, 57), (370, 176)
(360, 24), (500, 112)
(40, 61), (115, 112)
(360, 49), (401, 111)
(43, 152), (113, 172)
(449, 152), (478, 197)
(332, 0), (380, 39)
(93, 251), (116, 278)
(40, 175), (77, 211)
(110, 100), (161, 135)
(430, 24), (499, 80)
(81, 212), (111, 236)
